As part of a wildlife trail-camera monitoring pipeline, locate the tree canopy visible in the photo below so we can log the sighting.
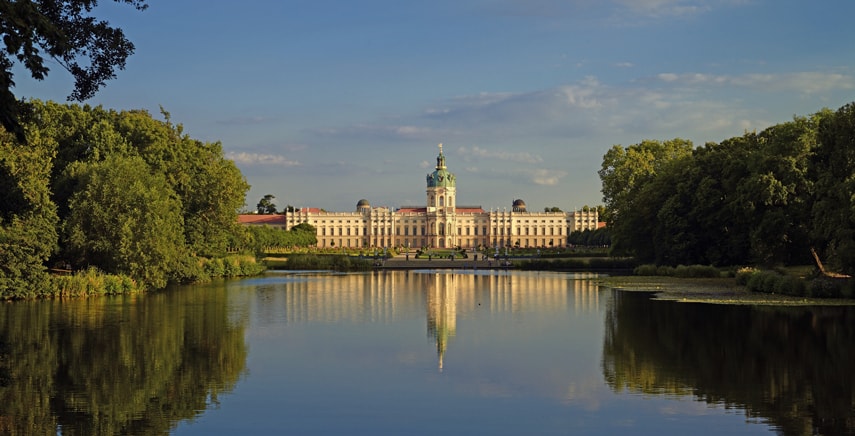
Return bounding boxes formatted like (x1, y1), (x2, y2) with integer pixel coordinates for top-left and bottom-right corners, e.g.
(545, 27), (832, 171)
(256, 194), (277, 214)
(600, 103), (855, 274)
(0, 0), (147, 141)
(0, 100), (252, 294)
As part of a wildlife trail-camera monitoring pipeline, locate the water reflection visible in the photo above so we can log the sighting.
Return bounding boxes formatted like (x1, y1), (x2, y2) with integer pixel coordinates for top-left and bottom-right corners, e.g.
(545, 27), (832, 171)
(423, 271), (600, 371)
(0, 283), (246, 435)
(249, 270), (601, 372)
(602, 291), (855, 436)
(9, 270), (839, 435)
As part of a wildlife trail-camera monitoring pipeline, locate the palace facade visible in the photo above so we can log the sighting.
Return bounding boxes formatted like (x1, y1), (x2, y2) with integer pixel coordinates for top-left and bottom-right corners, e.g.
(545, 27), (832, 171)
(242, 145), (598, 250)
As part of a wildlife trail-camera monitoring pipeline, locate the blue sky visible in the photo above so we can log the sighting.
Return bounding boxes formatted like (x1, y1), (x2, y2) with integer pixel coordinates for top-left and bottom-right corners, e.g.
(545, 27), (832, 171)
(13, 0), (855, 212)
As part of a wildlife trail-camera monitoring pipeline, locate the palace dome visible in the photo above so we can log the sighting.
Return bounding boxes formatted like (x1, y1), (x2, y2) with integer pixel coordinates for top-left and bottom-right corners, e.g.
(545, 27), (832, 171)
(512, 199), (527, 212)
(426, 144), (456, 188)
(356, 199), (370, 212)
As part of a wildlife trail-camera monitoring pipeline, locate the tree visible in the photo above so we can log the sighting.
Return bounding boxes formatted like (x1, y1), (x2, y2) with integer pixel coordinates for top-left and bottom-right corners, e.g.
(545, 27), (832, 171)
(811, 104), (855, 275)
(544, 206), (563, 212)
(64, 154), (185, 289)
(596, 205), (608, 222)
(0, 0), (147, 141)
(599, 138), (693, 256)
(0, 127), (58, 298)
(257, 194), (277, 214)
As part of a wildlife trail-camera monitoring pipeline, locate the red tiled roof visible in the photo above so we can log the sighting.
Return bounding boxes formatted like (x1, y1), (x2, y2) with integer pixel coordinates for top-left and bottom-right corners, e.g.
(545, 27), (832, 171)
(397, 207), (427, 213)
(237, 214), (286, 225)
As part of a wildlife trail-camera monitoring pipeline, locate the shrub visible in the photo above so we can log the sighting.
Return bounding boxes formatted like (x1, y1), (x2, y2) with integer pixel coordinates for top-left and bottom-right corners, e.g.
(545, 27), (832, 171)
(632, 264), (719, 278)
(808, 277), (842, 298)
(52, 267), (142, 297)
(655, 265), (676, 276)
(634, 264), (658, 276)
(673, 265), (720, 278)
(735, 267), (757, 285)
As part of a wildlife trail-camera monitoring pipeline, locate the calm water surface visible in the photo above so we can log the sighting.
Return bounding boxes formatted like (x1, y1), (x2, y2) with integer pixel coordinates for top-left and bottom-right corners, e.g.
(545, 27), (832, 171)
(0, 270), (853, 435)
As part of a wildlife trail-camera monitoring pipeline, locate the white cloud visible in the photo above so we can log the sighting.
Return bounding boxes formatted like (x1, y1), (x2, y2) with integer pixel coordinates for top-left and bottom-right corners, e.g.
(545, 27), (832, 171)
(226, 152), (300, 167)
(526, 168), (568, 186)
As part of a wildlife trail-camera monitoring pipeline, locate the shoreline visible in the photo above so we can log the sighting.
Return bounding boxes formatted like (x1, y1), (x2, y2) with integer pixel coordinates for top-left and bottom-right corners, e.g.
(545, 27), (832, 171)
(598, 276), (855, 306)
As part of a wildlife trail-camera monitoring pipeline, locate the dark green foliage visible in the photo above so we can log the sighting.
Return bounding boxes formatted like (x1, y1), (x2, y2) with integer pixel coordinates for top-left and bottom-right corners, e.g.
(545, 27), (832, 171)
(0, 100), (255, 297)
(568, 227), (610, 247)
(0, 128), (58, 298)
(0, 0), (148, 142)
(672, 265), (721, 278)
(734, 267), (758, 285)
(633, 264), (659, 276)
(634, 264), (721, 278)
(812, 104), (855, 276)
(256, 194), (277, 214)
(600, 103), (854, 275)
(599, 138), (694, 257)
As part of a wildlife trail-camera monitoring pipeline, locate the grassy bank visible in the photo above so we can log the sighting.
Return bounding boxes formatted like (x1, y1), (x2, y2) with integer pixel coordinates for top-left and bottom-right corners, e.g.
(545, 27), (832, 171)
(8, 255), (266, 300)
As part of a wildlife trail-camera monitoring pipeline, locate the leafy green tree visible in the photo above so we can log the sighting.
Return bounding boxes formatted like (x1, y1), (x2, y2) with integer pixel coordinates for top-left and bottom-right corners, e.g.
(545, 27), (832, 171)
(596, 205), (608, 222)
(110, 108), (249, 256)
(741, 116), (818, 266)
(543, 206), (562, 213)
(0, 0), (148, 141)
(812, 104), (855, 275)
(64, 154), (184, 289)
(0, 128), (58, 298)
(243, 222), (317, 253)
(599, 138), (693, 256)
(257, 194), (278, 214)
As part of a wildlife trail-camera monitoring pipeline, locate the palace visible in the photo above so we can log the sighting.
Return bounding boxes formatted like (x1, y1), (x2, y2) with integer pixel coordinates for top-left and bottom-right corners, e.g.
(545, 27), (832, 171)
(241, 145), (598, 249)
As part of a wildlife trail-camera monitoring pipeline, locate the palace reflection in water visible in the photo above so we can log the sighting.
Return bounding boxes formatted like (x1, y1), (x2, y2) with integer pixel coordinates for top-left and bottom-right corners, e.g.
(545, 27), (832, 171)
(248, 270), (600, 371)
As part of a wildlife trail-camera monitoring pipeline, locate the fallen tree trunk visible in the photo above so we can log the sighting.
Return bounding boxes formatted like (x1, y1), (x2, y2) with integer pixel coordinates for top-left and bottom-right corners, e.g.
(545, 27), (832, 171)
(811, 247), (852, 278)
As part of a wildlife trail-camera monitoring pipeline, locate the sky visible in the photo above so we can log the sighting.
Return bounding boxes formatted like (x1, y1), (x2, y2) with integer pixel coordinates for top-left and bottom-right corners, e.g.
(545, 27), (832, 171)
(12, 0), (855, 213)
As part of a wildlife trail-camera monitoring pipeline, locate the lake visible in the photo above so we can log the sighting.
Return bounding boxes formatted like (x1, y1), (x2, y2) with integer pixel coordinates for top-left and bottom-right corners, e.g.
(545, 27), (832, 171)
(0, 270), (852, 435)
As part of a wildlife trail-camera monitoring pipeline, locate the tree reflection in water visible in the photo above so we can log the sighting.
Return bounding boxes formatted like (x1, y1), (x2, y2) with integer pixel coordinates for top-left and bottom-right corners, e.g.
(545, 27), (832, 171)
(0, 283), (246, 435)
(602, 291), (855, 436)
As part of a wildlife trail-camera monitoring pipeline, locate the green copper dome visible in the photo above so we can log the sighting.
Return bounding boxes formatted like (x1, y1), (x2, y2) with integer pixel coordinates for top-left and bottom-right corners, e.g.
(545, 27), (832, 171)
(426, 144), (456, 188)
